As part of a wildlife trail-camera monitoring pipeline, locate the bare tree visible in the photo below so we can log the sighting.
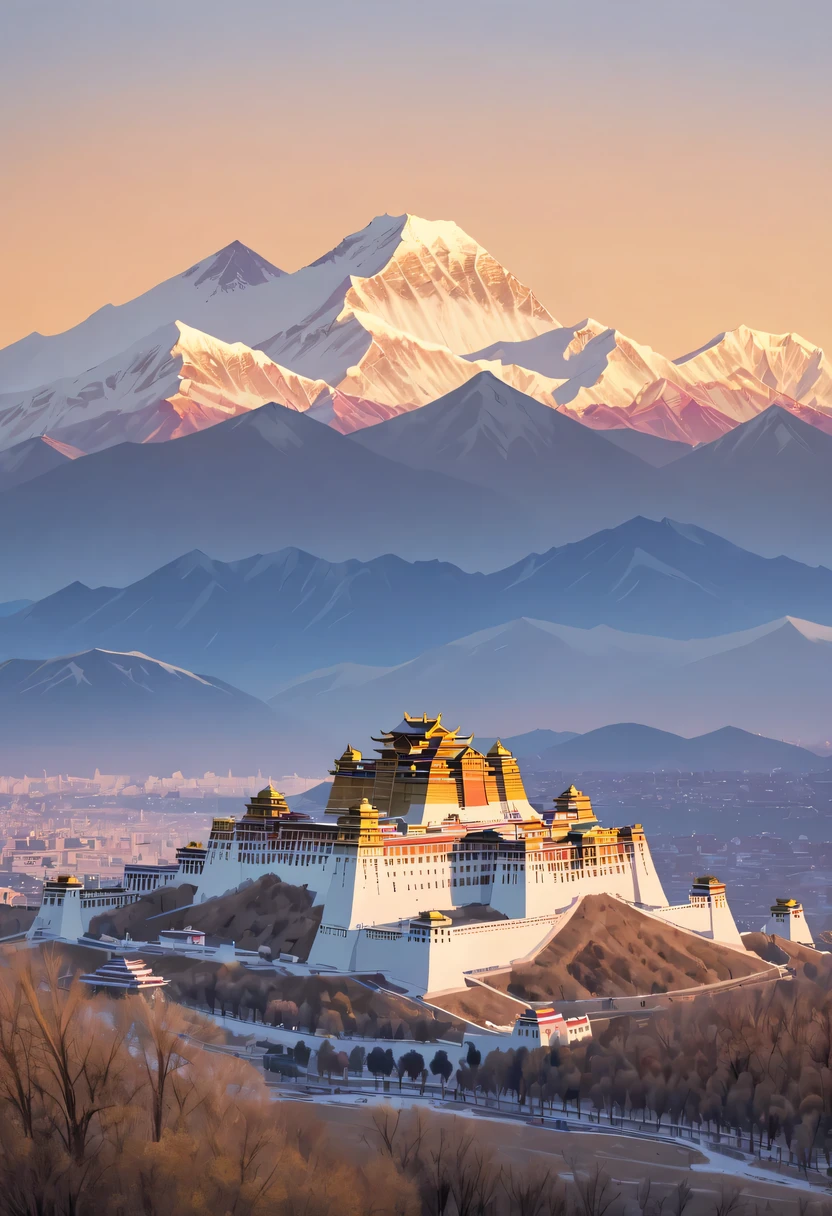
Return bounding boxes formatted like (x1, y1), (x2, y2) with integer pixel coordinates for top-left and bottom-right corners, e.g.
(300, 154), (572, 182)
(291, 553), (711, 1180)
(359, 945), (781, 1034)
(131, 995), (191, 1142)
(570, 1160), (620, 1216)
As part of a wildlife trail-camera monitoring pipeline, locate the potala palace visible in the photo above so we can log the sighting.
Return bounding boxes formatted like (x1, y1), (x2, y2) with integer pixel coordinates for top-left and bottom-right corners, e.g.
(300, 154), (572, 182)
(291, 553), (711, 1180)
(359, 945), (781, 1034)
(26, 710), (794, 991)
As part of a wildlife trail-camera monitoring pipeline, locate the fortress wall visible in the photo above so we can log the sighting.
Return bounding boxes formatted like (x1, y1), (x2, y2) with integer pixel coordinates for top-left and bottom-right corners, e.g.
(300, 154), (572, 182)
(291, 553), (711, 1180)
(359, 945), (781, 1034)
(648, 898), (744, 948)
(631, 837), (668, 906)
(195, 847), (331, 903)
(353, 913), (564, 993)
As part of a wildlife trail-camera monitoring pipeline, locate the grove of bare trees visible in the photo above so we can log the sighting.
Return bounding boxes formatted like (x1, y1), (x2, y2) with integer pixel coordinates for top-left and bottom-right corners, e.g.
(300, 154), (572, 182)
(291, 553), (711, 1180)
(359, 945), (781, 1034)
(0, 949), (414, 1216)
(2, 949), (832, 1216)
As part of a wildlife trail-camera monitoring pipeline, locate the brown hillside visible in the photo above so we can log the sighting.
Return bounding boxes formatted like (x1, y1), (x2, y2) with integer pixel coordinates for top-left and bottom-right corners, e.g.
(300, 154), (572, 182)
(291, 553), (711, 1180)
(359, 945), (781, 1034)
(88, 875), (322, 960)
(152, 956), (464, 1042)
(485, 895), (769, 1002)
(743, 932), (832, 982)
(429, 981), (522, 1027)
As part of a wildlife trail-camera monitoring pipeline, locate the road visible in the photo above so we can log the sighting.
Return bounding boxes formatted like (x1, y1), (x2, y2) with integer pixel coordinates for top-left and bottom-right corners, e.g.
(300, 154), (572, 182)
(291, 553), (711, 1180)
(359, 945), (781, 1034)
(268, 1085), (832, 1207)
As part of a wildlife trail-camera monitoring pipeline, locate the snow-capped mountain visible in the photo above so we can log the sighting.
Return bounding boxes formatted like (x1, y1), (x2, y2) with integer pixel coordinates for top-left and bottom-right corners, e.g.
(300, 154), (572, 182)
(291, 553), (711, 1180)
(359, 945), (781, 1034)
(0, 214), (557, 452)
(475, 322), (832, 444)
(2, 212), (832, 459)
(268, 614), (832, 746)
(0, 647), (300, 776)
(0, 241), (286, 394)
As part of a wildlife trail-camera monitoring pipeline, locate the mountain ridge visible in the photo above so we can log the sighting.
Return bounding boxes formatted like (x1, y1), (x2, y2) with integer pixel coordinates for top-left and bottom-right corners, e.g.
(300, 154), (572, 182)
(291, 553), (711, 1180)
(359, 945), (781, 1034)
(0, 647), (307, 776)
(530, 722), (825, 772)
(3, 213), (832, 459)
(4, 515), (832, 690)
(0, 399), (540, 599)
(267, 612), (832, 748)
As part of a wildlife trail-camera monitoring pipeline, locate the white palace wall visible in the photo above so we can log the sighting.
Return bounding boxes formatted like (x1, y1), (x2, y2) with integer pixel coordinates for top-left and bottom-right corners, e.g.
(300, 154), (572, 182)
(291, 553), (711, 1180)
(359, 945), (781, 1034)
(311, 910), (573, 993)
(651, 898), (744, 948)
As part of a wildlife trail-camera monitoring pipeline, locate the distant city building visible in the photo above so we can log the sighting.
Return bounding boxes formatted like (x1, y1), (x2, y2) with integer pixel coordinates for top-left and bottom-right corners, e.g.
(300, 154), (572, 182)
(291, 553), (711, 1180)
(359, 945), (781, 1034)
(0, 769), (327, 799)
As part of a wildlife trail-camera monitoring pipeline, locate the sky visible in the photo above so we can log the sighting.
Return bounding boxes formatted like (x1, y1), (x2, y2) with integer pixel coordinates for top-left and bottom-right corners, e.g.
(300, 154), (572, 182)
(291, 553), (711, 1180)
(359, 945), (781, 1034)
(2, 0), (831, 358)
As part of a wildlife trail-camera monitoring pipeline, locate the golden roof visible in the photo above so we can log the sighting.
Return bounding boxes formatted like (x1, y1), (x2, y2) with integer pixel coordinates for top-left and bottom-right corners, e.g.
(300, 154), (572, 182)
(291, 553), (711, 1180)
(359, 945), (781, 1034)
(338, 744), (362, 763)
(488, 739), (511, 757)
(255, 783), (283, 801)
(411, 909), (453, 926)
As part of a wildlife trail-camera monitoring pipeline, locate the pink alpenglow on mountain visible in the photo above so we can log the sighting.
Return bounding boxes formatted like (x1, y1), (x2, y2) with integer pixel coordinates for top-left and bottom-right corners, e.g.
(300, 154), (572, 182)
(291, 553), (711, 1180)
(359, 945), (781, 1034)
(2, 215), (832, 456)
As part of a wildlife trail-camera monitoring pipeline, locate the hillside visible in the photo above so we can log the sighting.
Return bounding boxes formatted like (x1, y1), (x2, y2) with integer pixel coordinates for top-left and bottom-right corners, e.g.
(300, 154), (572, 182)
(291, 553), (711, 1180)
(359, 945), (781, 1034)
(483, 895), (768, 1002)
(664, 407), (832, 565)
(156, 957), (463, 1042)
(742, 933), (832, 982)
(0, 434), (83, 492)
(88, 874), (323, 961)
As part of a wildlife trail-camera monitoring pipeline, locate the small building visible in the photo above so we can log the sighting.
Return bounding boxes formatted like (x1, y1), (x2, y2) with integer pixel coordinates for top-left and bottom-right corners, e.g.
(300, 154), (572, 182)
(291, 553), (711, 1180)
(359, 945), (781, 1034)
(766, 898), (814, 947)
(79, 956), (169, 999)
(158, 926), (206, 948)
(511, 1007), (592, 1047)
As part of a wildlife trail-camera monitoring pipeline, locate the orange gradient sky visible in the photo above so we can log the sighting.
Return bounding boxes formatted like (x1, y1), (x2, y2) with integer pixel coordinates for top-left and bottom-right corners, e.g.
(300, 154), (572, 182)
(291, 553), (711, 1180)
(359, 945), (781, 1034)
(2, 0), (831, 359)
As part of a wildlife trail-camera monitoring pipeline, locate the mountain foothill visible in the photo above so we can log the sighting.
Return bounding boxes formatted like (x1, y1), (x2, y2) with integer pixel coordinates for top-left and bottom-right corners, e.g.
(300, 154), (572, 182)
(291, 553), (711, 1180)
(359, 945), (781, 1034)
(2, 212), (831, 774)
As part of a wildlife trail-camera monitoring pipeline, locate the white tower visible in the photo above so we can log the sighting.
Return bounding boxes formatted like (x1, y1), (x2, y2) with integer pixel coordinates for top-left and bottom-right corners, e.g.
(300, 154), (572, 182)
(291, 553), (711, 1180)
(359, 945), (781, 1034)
(689, 876), (744, 947)
(27, 875), (86, 940)
(766, 898), (814, 947)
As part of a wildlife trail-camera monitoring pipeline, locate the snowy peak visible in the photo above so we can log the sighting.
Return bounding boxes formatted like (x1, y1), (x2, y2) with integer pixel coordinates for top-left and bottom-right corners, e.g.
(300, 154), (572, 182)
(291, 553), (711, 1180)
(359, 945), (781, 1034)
(6, 211), (832, 462)
(778, 617), (832, 645)
(306, 212), (409, 271)
(338, 213), (558, 355)
(183, 240), (284, 292)
(0, 647), (218, 698)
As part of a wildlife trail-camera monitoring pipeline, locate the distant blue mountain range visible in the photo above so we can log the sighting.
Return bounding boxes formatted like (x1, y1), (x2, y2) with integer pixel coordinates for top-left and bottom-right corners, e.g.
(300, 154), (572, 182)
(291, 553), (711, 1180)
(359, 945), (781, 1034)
(2, 515), (831, 695)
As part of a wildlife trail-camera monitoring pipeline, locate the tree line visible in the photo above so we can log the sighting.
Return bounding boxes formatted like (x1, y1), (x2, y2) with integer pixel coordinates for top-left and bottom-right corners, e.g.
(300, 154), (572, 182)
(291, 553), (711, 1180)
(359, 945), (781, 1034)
(291, 976), (832, 1171)
(0, 950), (830, 1214)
